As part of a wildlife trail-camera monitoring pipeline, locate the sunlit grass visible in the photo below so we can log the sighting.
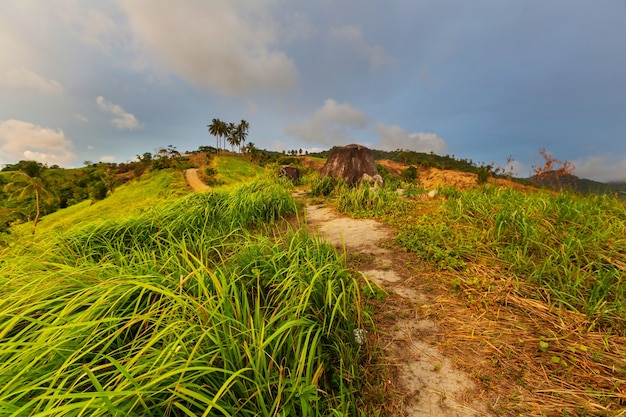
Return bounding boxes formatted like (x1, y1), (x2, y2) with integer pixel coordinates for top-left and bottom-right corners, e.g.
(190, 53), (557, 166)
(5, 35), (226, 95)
(7, 169), (188, 240)
(213, 155), (265, 188)
(390, 185), (626, 330)
(0, 177), (367, 416)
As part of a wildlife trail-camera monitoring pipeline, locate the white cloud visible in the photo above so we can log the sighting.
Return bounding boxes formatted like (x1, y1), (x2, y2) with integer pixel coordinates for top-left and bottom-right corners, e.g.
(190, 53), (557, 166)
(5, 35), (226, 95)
(0, 119), (76, 166)
(573, 154), (626, 183)
(330, 25), (396, 71)
(0, 4), (62, 96)
(116, 0), (297, 96)
(75, 113), (89, 123)
(375, 123), (448, 155)
(99, 155), (116, 163)
(285, 99), (369, 146)
(96, 96), (141, 130)
(0, 68), (64, 95)
(55, 0), (125, 53)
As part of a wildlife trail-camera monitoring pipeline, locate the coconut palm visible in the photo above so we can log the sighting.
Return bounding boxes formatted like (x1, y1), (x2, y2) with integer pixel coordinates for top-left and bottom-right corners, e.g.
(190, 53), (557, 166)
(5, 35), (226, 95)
(244, 142), (259, 162)
(236, 120), (249, 153)
(4, 167), (56, 234)
(226, 122), (239, 152)
(208, 118), (223, 154)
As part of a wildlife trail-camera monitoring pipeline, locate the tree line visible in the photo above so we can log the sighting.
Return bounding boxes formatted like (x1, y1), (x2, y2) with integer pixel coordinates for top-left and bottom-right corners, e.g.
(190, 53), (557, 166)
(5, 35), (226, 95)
(207, 119), (250, 154)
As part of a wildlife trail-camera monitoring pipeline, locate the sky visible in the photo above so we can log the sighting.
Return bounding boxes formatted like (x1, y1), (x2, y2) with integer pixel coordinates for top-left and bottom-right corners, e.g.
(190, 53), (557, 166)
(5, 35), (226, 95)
(1, 1), (625, 182)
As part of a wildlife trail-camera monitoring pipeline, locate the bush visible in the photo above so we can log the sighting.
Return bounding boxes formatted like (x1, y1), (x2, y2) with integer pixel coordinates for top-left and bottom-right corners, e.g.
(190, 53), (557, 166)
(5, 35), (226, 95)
(310, 176), (339, 197)
(401, 166), (419, 183)
(476, 166), (492, 185)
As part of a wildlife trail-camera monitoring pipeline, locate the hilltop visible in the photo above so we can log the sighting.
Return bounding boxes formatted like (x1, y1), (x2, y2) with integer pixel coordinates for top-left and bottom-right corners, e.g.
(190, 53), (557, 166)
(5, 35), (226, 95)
(1, 148), (626, 415)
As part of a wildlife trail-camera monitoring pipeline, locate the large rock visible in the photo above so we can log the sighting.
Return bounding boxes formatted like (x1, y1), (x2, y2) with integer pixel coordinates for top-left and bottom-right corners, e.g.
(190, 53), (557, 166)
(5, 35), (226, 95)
(320, 144), (378, 185)
(278, 165), (300, 181)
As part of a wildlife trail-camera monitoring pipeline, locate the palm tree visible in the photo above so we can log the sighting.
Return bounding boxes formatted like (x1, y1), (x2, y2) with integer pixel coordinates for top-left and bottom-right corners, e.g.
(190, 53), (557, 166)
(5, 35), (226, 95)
(244, 142), (259, 162)
(208, 118), (223, 154)
(217, 120), (230, 153)
(226, 122), (238, 152)
(4, 167), (56, 234)
(236, 120), (249, 154)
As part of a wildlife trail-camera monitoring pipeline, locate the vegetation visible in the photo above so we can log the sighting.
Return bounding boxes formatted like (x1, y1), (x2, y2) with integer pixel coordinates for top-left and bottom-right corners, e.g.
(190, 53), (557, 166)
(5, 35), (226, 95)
(328, 176), (626, 414)
(207, 119), (249, 155)
(4, 144), (626, 415)
(0, 176), (369, 416)
(398, 186), (626, 326)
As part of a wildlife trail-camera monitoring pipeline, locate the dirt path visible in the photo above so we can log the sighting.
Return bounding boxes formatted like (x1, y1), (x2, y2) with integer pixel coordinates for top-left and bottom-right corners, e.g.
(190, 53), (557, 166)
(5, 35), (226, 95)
(305, 204), (493, 417)
(181, 174), (495, 415)
(184, 168), (210, 191)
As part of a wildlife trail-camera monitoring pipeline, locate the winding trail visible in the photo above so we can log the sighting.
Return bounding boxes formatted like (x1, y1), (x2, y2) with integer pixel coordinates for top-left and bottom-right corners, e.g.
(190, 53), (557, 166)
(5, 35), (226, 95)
(305, 204), (493, 417)
(184, 169), (210, 191)
(183, 173), (493, 415)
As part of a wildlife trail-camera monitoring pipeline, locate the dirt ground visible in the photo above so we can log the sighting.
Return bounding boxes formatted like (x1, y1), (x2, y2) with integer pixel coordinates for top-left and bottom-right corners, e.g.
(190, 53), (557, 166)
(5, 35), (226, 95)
(186, 167), (501, 415)
(305, 204), (494, 417)
(184, 168), (210, 191)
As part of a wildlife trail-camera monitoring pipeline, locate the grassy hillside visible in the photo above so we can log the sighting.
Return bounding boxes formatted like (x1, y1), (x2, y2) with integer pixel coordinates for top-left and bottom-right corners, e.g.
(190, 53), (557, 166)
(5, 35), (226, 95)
(0, 171), (370, 416)
(314, 174), (626, 415)
(4, 169), (188, 241)
(212, 155), (265, 187)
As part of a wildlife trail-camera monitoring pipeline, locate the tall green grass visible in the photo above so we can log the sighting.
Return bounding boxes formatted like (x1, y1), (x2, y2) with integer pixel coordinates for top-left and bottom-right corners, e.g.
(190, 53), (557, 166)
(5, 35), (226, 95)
(394, 185), (626, 330)
(0, 179), (367, 416)
(6, 169), (188, 240)
(213, 156), (265, 188)
(310, 176), (409, 218)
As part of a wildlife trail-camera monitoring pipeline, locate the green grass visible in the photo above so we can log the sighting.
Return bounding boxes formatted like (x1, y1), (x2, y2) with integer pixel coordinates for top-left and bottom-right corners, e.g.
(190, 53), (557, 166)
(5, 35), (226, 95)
(213, 156), (265, 188)
(390, 185), (626, 331)
(8, 169), (188, 239)
(0, 177), (368, 416)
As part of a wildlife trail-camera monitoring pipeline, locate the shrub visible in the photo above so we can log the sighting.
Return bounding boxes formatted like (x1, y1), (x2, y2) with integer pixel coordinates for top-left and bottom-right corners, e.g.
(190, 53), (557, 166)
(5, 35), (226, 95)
(401, 166), (419, 183)
(476, 166), (491, 185)
(310, 176), (339, 197)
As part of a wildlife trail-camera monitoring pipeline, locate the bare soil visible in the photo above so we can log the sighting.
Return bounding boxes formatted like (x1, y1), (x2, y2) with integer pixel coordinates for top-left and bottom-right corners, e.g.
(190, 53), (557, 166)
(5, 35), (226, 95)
(184, 168), (210, 191)
(305, 204), (494, 416)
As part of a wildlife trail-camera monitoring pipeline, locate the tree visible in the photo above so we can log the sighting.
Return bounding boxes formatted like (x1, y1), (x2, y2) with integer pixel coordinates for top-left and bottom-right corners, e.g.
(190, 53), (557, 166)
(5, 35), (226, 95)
(244, 142), (259, 162)
(226, 122), (238, 152)
(208, 118), (227, 154)
(208, 118), (220, 154)
(237, 120), (249, 153)
(532, 148), (575, 190)
(4, 167), (56, 234)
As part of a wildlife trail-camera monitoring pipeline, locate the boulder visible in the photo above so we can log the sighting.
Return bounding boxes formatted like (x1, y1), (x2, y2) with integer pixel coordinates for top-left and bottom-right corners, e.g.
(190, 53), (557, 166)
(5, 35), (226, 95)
(319, 144), (378, 185)
(361, 173), (384, 188)
(278, 165), (301, 181)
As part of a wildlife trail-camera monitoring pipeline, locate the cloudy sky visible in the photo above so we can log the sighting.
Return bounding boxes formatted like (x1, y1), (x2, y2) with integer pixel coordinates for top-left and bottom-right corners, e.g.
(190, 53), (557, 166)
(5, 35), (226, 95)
(1, 1), (625, 182)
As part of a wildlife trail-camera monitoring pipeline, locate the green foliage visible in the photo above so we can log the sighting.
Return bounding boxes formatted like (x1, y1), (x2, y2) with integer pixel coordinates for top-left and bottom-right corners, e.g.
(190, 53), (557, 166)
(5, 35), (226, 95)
(374, 164), (401, 190)
(213, 155), (265, 187)
(310, 176), (339, 197)
(436, 185), (462, 199)
(401, 166), (419, 183)
(476, 165), (492, 185)
(336, 182), (408, 218)
(0, 178), (367, 416)
(394, 186), (626, 330)
(28, 170), (187, 237)
(202, 166), (221, 186)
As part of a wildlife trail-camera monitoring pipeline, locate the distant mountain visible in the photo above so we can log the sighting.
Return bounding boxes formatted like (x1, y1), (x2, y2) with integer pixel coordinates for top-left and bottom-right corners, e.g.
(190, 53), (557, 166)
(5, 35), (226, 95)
(529, 171), (626, 199)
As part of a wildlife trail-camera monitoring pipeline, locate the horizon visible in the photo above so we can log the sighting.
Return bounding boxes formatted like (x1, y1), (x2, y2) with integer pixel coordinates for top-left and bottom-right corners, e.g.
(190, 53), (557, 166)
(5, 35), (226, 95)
(1, 2), (625, 182)
(3, 144), (624, 185)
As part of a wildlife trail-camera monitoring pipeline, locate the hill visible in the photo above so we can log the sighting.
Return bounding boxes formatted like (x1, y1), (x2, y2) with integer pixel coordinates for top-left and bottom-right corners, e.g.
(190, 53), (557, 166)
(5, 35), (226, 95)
(2, 149), (626, 415)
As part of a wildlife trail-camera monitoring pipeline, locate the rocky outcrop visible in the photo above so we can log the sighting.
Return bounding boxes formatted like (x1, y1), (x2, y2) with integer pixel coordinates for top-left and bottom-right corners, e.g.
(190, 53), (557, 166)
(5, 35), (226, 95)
(278, 165), (301, 182)
(319, 144), (378, 185)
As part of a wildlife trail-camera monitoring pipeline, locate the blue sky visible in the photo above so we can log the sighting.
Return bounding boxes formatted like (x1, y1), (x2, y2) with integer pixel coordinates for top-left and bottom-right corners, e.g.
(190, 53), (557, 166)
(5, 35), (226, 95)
(1, 1), (625, 181)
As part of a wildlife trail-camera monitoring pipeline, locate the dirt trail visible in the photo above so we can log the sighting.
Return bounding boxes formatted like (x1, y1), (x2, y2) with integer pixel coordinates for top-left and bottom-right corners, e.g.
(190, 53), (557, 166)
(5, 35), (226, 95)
(183, 174), (493, 415)
(184, 169), (210, 191)
(305, 204), (493, 417)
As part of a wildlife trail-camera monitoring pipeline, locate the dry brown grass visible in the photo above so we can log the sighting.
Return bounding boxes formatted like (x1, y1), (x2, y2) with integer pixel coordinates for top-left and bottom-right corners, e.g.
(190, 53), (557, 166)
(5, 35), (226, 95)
(415, 261), (626, 416)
